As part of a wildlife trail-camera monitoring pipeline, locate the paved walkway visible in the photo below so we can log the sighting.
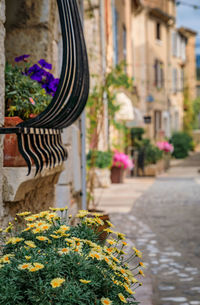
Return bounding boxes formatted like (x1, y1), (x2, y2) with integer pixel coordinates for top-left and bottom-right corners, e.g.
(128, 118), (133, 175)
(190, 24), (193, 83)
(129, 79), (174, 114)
(96, 152), (200, 305)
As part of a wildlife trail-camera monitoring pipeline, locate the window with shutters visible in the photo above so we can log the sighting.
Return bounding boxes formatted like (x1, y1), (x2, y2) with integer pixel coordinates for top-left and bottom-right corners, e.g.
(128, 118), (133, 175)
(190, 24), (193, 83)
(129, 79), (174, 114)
(156, 22), (161, 40)
(155, 60), (164, 89)
(172, 30), (177, 57)
(123, 25), (127, 72)
(172, 68), (177, 93)
(112, 6), (119, 66)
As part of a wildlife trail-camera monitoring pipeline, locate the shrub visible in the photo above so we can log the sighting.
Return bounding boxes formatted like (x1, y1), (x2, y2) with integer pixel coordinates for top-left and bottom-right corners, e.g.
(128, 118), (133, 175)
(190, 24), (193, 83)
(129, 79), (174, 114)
(0, 209), (143, 305)
(138, 139), (163, 165)
(170, 132), (193, 159)
(87, 150), (113, 169)
(131, 128), (145, 141)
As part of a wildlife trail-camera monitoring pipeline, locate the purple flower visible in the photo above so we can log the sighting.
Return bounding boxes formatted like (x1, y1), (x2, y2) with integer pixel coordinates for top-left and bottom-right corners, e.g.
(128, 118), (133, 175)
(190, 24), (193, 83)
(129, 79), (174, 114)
(15, 54), (30, 62)
(38, 59), (52, 70)
(27, 64), (46, 82)
(49, 78), (60, 93)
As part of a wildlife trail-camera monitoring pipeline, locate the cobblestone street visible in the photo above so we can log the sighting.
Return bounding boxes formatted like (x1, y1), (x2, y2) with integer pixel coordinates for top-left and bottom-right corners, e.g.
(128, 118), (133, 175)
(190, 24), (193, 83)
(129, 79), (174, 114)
(98, 152), (200, 305)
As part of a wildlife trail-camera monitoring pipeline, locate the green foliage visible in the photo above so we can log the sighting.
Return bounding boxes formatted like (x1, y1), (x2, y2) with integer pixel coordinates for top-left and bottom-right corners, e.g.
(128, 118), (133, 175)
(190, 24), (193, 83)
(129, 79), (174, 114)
(0, 209), (143, 305)
(131, 128), (145, 141)
(86, 62), (133, 149)
(170, 132), (193, 159)
(142, 139), (163, 165)
(192, 97), (200, 129)
(136, 139), (163, 165)
(87, 150), (113, 169)
(5, 63), (52, 120)
(183, 87), (194, 134)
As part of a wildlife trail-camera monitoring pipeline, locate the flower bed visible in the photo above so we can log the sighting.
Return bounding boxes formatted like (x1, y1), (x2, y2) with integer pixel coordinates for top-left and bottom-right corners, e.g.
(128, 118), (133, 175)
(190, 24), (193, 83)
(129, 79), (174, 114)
(0, 208), (144, 304)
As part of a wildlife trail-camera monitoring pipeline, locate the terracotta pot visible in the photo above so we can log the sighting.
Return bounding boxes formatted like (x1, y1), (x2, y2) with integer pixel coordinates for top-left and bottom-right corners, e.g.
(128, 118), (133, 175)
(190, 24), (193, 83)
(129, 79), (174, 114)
(3, 116), (27, 167)
(110, 166), (125, 183)
(88, 209), (110, 242)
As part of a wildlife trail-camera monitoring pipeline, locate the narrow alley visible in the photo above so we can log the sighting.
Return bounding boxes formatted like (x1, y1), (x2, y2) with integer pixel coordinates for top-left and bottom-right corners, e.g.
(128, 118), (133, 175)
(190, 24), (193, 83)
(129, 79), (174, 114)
(98, 152), (200, 305)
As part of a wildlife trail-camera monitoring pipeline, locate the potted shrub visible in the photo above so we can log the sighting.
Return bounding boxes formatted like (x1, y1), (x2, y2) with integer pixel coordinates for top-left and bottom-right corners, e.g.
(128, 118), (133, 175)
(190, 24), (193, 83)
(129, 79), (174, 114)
(0, 208), (144, 304)
(111, 151), (134, 183)
(4, 55), (58, 167)
(87, 150), (113, 188)
(137, 139), (163, 176)
(170, 132), (194, 159)
(156, 141), (174, 170)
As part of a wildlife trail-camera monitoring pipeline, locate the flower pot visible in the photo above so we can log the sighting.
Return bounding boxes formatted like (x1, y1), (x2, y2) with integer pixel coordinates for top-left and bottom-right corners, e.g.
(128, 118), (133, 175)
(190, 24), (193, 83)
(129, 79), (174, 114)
(3, 116), (27, 167)
(94, 168), (111, 188)
(88, 209), (110, 242)
(110, 166), (125, 183)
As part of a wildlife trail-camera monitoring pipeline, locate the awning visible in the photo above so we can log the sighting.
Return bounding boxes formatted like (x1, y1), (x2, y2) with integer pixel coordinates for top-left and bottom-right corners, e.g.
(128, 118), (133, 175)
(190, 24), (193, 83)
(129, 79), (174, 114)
(0, 0), (89, 176)
(115, 92), (134, 121)
(126, 107), (144, 128)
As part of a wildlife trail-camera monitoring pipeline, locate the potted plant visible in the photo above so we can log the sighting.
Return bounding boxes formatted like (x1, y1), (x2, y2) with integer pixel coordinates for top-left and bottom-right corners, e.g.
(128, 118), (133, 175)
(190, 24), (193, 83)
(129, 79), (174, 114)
(87, 150), (113, 188)
(4, 55), (59, 167)
(111, 151), (134, 183)
(0, 208), (144, 304)
(156, 141), (174, 170)
(137, 139), (163, 176)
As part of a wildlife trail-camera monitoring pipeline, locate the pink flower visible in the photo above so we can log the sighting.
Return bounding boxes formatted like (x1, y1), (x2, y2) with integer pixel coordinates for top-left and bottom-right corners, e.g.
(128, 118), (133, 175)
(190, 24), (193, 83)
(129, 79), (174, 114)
(157, 141), (174, 153)
(112, 151), (134, 170)
(29, 97), (35, 105)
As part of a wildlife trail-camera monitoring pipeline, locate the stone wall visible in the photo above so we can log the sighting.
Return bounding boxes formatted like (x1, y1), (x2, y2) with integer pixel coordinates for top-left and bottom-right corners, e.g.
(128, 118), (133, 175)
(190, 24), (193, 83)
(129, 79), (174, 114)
(0, 0), (83, 225)
(0, 0), (5, 223)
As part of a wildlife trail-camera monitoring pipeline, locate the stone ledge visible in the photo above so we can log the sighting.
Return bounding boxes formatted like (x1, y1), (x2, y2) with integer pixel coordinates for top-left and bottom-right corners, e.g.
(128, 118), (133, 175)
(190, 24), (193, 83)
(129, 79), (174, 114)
(3, 164), (64, 202)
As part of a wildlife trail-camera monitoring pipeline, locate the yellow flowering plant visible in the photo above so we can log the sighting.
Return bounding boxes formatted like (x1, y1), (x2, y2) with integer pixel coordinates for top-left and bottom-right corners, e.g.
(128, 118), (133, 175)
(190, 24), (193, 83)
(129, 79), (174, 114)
(0, 208), (144, 305)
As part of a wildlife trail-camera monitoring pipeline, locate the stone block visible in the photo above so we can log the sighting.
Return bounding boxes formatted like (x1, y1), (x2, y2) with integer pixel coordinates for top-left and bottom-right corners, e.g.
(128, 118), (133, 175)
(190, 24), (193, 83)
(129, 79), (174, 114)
(0, 0), (5, 23)
(55, 185), (71, 208)
(71, 125), (81, 192)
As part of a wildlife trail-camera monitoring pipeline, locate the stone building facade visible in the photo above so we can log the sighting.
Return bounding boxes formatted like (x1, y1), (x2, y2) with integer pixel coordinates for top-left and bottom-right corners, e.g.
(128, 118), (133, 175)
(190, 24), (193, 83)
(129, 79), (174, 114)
(0, 0), (84, 226)
(132, 0), (196, 139)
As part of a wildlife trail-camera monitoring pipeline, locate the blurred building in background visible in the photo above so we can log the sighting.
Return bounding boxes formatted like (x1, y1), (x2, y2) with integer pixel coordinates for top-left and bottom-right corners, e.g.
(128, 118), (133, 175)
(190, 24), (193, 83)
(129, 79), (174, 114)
(84, 0), (197, 143)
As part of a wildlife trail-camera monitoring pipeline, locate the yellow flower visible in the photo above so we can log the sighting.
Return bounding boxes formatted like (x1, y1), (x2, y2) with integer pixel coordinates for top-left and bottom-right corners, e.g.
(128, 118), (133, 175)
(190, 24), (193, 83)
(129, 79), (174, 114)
(124, 284), (135, 295)
(139, 262), (146, 268)
(138, 269), (145, 277)
(24, 241), (36, 248)
(107, 239), (115, 245)
(33, 262), (44, 270)
(28, 266), (38, 272)
(4, 225), (13, 233)
(76, 210), (89, 218)
(132, 247), (142, 258)
(1, 254), (14, 264)
(25, 216), (36, 222)
(101, 297), (113, 305)
(40, 223), (51, 231)
(89, 252), (102, 260)
(103, 228), (114, 234)
(118, 293), (127, 303)
(79, 279), (91, 284)
(122, 241), (127, 246)
(46, 213), (58, 221)
(50, 234), (61, 239)
(58, 248), (69, 255)
(36, 236), (49, 242)
(17, 212), (31, 217)
(50, 278), (65, 288)
(106, 220), (115, 228)
(25, 256), (31, 261)
(18, 263), (32, 270)
(39, 211), (49, 218)
(116, 232), (125, 240)
(6, 237), (24, 245)
(32, 228), (41, 234)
